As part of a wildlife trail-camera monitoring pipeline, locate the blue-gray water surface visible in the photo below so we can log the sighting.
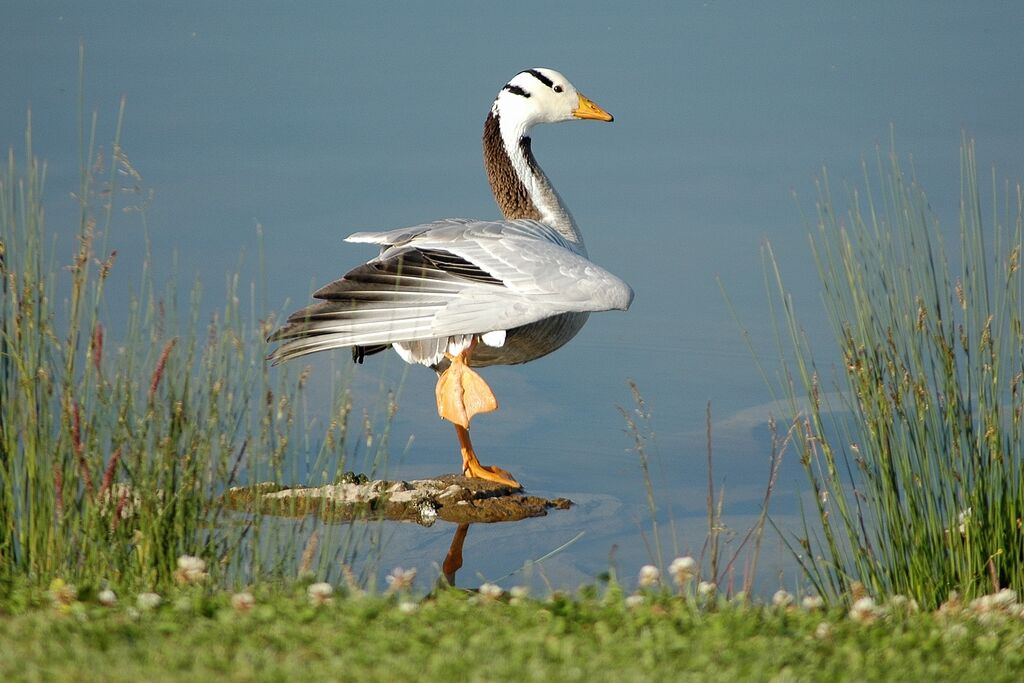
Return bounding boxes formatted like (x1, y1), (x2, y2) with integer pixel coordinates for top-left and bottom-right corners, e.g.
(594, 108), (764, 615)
(4, 1), (1023, 594)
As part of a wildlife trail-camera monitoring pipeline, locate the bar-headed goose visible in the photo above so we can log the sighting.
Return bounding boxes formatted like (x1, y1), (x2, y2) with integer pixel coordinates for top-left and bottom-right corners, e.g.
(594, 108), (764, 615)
(269, 68), (633, 488)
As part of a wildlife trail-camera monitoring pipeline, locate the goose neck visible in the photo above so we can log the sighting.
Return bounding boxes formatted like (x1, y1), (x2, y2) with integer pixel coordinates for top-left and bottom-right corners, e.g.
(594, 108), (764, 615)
(482, 112), (585, 250)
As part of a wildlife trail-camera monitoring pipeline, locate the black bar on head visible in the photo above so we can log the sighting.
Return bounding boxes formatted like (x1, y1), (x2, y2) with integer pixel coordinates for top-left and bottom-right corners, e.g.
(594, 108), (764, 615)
(526, 69), (554, 89)
(503, 84), (530, 98)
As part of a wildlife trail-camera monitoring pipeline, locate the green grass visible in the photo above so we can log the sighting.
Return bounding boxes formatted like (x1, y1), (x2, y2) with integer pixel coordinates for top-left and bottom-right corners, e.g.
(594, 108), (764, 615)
(766, 138), (1024, 608)
(3, 581), (1024, 682)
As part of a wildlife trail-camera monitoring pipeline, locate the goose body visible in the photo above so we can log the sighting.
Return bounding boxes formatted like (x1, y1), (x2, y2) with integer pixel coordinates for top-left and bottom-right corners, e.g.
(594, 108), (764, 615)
(269, 68), (632, 487)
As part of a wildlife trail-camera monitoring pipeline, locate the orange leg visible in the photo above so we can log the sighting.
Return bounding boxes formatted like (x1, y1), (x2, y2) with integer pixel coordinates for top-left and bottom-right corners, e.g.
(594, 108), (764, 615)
(435, 343), (520, 488)
(454, 423), (519, 488)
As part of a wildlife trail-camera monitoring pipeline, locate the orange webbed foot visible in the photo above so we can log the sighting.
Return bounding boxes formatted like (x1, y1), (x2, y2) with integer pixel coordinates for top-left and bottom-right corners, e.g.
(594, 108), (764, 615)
(435, 353), (497, 429)
(462, 457), (520, 488)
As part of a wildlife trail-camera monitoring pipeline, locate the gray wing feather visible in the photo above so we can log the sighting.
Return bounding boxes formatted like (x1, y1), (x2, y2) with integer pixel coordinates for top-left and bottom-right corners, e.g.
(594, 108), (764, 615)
(269, 218), (632, 363)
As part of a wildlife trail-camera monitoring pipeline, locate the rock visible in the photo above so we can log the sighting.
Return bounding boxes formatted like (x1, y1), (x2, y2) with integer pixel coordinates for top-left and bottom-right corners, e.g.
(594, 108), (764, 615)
(224, 474), (572, 525)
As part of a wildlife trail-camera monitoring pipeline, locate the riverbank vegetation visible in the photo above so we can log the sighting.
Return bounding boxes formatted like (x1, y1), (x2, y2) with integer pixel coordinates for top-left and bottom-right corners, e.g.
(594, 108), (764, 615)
(767, 139), (1024, 608)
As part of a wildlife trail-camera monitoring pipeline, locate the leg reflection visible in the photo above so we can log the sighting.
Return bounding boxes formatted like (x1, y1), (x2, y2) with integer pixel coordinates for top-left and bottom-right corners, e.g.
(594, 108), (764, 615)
(442, 523), (470, 586)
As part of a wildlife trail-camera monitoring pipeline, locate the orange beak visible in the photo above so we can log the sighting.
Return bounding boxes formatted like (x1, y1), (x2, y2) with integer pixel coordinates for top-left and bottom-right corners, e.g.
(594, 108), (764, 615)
(573, 93), (614, 122)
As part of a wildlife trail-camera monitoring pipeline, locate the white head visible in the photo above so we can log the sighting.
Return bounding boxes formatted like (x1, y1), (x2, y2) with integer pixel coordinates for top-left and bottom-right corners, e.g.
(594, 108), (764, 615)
(491, 68), (613, 135)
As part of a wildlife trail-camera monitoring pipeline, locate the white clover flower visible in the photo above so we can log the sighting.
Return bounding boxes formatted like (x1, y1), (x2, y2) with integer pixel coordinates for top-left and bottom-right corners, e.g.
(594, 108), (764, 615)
(174, 555), (208, 585)
(697, 581), (717, 597)
(977, 611), (1006, 627)
(137, 592), (162, 610)
(479, 582), (503, 600)
(801, 595), (824, 611)
(385, 567), (417, 593)
(98, 589), (118, 607)
(509, 585), (529, 600)
(625, 594), (645, 609)
(969, 595), (994, 613)
(849, 596), (878, 623)
(398, 600), (418, 614)
(668, 556), (697, 586)
(814, 622), (832, 640)
(772, 590), (794, 608)
(638, 565), (660, 588)
(939, 591), (963, 616)
(992, 588), (1018, 608)
(509, 586), (529, 605)
(969, 590), (1017, 616)
(308, 582), (334, 606)
(231, 592), (255, 614)
(888, 594), (920, 614)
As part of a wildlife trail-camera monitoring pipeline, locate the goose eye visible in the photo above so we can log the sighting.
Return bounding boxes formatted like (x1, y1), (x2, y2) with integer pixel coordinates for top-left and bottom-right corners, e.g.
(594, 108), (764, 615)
(553, 84), (564, 93)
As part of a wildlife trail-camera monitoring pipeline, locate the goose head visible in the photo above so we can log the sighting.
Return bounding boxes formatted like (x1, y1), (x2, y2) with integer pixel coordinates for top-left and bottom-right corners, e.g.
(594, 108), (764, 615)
(492, 68), (613, 135)
(483, 68), (612, 244)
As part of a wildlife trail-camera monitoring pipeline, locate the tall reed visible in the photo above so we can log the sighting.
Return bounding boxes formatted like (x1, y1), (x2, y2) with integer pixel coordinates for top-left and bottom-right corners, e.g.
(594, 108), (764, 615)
(0, 96), (380, 592)
(768, 139), (1024, 606)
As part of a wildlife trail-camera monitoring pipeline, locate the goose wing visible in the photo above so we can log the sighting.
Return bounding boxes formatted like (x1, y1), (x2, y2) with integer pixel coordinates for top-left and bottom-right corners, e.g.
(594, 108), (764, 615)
(268, 218), (633, 363)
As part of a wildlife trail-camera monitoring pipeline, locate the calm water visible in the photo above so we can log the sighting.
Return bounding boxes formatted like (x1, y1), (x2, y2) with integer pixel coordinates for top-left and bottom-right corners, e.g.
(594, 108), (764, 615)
(4, 2), (1024, 593)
